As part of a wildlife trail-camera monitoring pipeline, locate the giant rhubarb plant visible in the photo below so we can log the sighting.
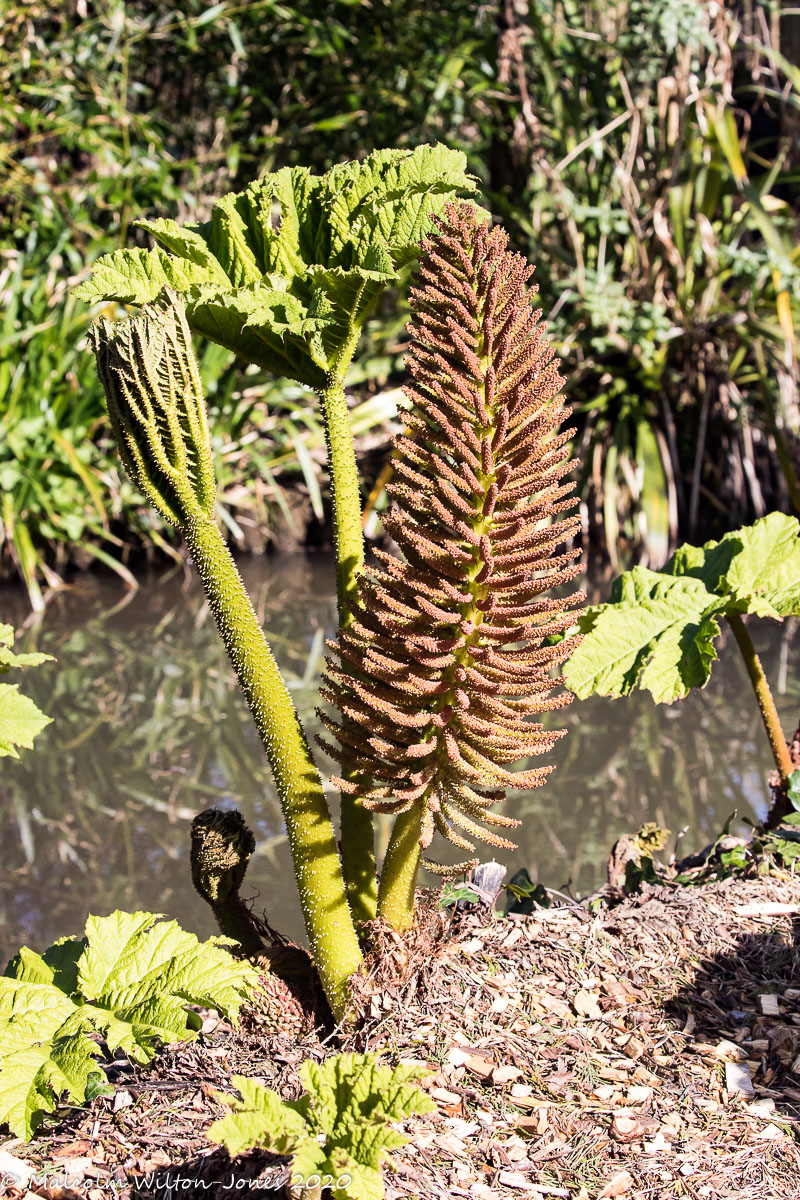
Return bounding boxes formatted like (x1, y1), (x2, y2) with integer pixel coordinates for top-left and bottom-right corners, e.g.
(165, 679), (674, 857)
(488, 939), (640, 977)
(319, 203), (583, 926)
(78, 145), (478, 925)
(82, 163), (582, 1018)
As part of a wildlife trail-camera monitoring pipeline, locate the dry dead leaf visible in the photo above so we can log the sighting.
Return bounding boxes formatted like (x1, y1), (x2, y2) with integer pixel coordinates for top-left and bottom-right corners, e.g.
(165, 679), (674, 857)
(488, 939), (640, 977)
(598, 1169), (635, 1198)
(573, 989), (603, 1019)
(492, 1064), (522, 1085)
(611, 1112), (643, 1143)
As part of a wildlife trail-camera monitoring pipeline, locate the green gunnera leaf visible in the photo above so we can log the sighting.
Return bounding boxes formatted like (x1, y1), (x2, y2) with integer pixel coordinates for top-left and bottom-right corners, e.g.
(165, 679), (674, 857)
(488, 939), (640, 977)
(76, 145), (478, 388)
(317, 203), (584, 874)
(0, 910), (259, 1140)
(666, 511), (800, 619)
(565, 512), (800, 703)
(208, 1053), (433, 1200)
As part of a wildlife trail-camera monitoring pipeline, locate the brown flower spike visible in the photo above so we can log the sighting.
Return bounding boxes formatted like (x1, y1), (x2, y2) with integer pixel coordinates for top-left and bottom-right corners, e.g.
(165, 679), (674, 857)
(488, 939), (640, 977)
(318, 203), (584, 874)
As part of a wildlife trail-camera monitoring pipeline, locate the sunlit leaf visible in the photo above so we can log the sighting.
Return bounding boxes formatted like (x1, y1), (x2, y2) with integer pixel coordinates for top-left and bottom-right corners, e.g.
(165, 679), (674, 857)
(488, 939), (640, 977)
(0, 911), (259, 1139)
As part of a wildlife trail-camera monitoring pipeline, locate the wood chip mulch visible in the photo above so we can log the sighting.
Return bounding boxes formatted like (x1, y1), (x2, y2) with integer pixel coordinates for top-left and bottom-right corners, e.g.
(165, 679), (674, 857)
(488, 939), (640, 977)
(4, 872), (800, 1199)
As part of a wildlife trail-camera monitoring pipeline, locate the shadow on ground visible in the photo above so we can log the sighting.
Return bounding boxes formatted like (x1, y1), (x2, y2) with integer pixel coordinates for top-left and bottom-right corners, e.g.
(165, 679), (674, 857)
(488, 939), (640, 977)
(664, 915), (800, 1121)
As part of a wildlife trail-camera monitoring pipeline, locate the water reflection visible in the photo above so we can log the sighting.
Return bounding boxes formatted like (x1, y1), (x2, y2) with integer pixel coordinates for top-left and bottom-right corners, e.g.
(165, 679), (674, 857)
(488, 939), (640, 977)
(0, 553), (796, 963)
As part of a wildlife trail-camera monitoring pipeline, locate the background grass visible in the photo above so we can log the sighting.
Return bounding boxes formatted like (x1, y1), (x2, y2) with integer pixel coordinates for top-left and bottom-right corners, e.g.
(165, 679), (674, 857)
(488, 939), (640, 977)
(2, 0), (799, 607)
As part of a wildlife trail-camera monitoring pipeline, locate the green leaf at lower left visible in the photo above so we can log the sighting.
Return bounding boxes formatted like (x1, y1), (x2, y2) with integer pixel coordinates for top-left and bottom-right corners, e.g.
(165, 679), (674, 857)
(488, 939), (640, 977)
(0, 1032), (97, 1141)
(0, 912), (259, 1139)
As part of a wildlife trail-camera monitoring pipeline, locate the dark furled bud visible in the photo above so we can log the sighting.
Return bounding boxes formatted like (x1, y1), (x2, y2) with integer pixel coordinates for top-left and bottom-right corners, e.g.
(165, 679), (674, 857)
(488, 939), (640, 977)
(318, 203), (584, 874)
(89, 291), (216, 526)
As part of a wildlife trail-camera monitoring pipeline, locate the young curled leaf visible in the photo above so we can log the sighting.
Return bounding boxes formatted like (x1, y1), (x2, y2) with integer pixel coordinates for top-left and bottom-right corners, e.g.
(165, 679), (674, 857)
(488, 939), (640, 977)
(209, 1053), (433, 1200)
(89, 293), (216, 528)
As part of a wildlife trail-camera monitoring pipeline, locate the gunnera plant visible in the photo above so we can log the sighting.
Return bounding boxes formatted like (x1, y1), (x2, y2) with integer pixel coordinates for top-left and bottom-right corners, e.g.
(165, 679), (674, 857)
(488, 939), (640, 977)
(83, 180), (583, 1020)
(320, 202), (584, 928)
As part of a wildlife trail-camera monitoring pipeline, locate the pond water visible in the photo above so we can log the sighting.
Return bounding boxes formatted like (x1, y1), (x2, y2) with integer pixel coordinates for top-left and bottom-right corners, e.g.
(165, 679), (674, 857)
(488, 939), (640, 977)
(1, 551), (797, 964)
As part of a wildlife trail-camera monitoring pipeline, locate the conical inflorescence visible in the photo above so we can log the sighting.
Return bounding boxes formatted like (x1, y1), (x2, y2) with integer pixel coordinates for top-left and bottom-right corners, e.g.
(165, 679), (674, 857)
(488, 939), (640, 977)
(319, 203), (584, 873)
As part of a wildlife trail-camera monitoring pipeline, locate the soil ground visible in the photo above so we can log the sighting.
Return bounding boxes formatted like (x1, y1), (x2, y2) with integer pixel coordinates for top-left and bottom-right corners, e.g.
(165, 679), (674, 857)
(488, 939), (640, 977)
(4, 871), (800, 1200)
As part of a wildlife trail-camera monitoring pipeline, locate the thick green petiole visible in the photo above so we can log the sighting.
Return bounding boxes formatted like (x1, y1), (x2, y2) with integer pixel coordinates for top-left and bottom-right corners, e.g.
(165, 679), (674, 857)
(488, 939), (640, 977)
(376, 808), (422, 930)
(726, 611), (793, 790)
(184, 514), (363, 1019)
(318, 367), (378, 926)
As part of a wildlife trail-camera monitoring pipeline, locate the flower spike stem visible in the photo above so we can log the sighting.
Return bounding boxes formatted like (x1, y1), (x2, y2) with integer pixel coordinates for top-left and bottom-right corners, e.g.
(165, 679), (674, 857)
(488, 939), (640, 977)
(318, 339), (378, 926)
(185, 514), (363, 1018)
(376, 808), (423, 930)
(726, 612), (793, 786)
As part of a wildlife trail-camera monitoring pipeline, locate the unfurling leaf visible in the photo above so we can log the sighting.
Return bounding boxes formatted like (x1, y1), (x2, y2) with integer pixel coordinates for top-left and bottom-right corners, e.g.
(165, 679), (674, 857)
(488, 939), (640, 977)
(89, 294), (216, 527)
(0, 911), (259, 1139)
(208, 1053), (433, 1200)
(565, 513), (800, 704)
(318, 203), (584, 873)
(76, 146), (479, 388)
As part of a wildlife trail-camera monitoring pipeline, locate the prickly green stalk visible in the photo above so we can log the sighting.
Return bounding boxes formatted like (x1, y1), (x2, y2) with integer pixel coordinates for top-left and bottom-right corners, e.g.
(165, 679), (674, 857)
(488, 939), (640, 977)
(319, 334), (378, 926)
(726, 612), (793, 785)
(90, 295), (362, 1019)
(375, 808), (422, 930)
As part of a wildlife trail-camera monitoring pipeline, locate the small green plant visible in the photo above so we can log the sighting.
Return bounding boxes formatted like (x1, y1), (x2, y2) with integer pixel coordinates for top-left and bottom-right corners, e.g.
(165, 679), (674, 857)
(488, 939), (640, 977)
(504, 868), (552, 914)
(673, 808), (800, 885)
(0, 623), (52, 759)
(79, 162), (582, 1021)
(565, 512), (800, 821)
(207, 1052), (434, 1200)
(0, 909), (259, 1140)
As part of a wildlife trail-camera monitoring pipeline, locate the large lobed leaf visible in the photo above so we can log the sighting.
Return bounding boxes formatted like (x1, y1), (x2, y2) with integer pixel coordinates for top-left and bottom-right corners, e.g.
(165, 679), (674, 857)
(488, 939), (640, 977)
(667, 510), (800, 619)
(0, 911), (259, 1140)
(208, 1053), (433, 1200)
(75, 145), (478, 387)
(565, 513), (800, 703)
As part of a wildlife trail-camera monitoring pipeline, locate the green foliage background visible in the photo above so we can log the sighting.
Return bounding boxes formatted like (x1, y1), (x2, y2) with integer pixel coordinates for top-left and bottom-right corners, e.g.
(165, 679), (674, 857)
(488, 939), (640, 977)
(2, 0), (800, 604)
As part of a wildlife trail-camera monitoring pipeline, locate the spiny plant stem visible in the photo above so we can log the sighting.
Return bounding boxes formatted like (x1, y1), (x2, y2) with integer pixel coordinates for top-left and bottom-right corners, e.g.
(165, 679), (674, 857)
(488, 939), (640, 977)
(183, 513), (362, 1020)
(726, 611), (793, 783)
(319, 373), (365, 623)
(318, 353), (378, 926)
(376, 807), (423, 929)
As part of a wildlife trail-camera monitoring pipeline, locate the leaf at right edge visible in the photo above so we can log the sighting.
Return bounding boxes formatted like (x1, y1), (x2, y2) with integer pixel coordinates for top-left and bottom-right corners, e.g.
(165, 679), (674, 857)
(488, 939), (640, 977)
(667, 513), (800, 618)
(564, 568), (724, 703)
(0, 683), (52, 758)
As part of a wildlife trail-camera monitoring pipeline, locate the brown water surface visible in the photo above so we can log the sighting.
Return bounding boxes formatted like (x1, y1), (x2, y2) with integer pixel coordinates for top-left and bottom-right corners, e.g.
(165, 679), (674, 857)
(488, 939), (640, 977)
(1, 552), (796, 963)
